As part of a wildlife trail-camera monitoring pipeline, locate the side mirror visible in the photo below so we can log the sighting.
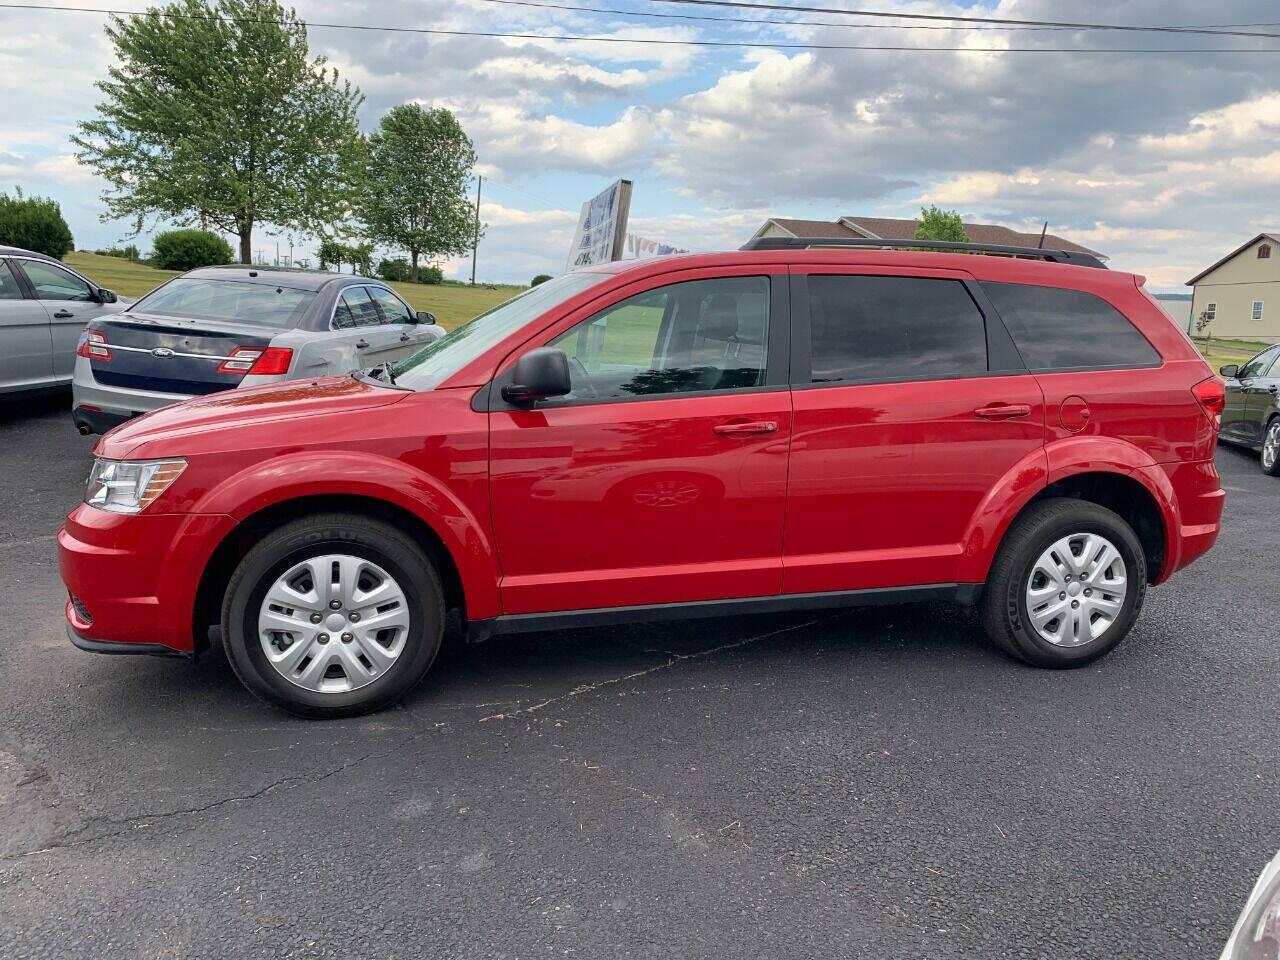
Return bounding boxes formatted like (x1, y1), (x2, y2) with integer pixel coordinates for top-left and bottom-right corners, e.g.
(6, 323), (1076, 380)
(1220, 364), (1239, 379)
(415, 310), (436, 325)
(97, 288), (118, 304)
(502, 348), (571, 405)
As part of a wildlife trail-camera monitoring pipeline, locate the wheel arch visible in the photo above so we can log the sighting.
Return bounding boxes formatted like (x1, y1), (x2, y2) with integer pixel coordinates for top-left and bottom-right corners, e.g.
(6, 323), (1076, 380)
(960, 437), (1175, 587)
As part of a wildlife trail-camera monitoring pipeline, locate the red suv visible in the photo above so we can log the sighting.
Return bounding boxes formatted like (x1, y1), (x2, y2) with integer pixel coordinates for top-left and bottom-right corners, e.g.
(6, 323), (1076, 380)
(58, 240), (1226, 717)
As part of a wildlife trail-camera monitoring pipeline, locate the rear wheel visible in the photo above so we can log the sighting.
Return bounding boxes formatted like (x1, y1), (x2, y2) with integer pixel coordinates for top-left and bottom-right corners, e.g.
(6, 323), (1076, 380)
(1261, 418), (1280, 476)
(981, 499), (1146, 668)
(221, 513), (444, 718)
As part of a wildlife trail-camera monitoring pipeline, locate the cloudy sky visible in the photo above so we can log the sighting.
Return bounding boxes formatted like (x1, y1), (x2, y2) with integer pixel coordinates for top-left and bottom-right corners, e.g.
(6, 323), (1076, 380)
(3, 0), (1280, 289)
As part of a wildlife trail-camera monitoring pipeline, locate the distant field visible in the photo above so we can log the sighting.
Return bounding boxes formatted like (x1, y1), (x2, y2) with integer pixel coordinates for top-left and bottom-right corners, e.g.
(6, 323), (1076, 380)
(65, 251), (523, 331)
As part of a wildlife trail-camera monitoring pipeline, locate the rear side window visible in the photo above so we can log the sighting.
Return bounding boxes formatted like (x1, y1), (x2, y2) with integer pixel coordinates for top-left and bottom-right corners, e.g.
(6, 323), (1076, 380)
(982, 282), (1160, 371)
(0, 261), (22, 300)
(333, 286), (382, 329)
(805, 275), (988, 384)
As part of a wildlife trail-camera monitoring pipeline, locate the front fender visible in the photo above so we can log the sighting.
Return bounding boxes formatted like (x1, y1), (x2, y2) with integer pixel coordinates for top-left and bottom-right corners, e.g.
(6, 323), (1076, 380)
(189, 450), (502, 620)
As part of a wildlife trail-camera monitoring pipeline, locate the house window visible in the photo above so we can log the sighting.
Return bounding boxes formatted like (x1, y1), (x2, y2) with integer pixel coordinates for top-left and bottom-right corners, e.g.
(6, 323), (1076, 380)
(1252, 300), (1265, 321)
(1259, 244), (1272, 259)
(1205, 303), (1217, 321)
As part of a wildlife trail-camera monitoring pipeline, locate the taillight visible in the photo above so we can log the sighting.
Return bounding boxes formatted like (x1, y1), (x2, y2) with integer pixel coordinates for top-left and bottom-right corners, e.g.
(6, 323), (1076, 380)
(1192, 376), (1225, 430)
(77, 331), (111, 360)
(218, 346), (293, 376)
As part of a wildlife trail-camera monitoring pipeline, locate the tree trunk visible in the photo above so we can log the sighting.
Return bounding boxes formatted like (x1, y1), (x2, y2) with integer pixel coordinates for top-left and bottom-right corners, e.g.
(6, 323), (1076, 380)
(410, 249), (420, 284)
(238, 225), (252, 265)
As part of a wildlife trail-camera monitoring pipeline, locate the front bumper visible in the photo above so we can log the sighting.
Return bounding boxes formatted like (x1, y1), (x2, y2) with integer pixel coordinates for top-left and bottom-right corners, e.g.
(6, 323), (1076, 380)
(66, 620), (191, 658)
(59, 505), (237, 654)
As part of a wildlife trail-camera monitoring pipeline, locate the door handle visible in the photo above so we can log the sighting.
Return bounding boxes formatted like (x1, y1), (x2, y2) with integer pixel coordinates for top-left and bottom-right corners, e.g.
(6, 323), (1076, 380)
(974, 403), (1032, 421)
(400, 333), (411, 342)
(53, 309), (74, 319)
(713, 420), (778, 437)
(355, 339), (370, 349)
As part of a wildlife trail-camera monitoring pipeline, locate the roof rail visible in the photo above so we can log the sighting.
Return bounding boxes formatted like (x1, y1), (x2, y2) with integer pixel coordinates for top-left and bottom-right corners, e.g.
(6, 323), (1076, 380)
(740, 236), (1108, 269)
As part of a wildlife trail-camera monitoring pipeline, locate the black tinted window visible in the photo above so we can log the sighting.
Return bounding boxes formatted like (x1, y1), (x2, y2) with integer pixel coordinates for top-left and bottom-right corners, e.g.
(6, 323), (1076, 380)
(982, 282), (1160, 371)
(806, 275), (987, 384)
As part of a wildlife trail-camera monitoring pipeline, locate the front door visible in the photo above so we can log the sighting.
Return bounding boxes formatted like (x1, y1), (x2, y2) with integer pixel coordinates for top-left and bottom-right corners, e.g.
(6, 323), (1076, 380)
(782, 267), (1046, 593)
(488, 270), (792, 615)
(366, 285), (437, 361)
(0, 259), (53, 391)
(14, 257), (98, 380)
(1238, 346), (1280, 444)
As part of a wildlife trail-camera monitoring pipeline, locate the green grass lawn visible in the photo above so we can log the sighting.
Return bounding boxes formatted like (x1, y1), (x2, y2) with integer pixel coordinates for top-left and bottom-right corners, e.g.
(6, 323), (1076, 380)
(65, 251), (522, 331)
(1192, 337), (1271, 374)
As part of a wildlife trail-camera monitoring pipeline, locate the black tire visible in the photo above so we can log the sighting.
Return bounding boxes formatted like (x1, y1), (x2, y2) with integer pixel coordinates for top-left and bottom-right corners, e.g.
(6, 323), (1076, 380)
(221, 513), (444, 718)
(981, 498), (1147, 668)
(1261, 417), (1280, 477)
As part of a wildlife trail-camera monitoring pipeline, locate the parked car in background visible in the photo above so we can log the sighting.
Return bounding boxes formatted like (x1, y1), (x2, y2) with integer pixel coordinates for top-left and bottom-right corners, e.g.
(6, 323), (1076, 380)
(71, 265), (442, 434)
(1219, 344), (1280, 475)
(58, 238), (1225, 718)
(0, 245), (126, 398)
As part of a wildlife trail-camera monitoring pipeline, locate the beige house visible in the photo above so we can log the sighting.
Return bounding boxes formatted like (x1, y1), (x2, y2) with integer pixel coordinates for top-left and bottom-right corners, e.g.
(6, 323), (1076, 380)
(1187, 233), (1280, 342)
(750, 216), (1106, 259)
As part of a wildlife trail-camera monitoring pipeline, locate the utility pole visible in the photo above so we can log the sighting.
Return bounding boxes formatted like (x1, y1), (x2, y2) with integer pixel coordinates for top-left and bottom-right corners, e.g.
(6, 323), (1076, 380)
(470, 175), (483, 286)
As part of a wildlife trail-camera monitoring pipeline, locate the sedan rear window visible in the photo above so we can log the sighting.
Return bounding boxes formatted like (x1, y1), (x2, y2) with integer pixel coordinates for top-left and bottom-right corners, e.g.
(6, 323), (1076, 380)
(131, 278), (314, 327)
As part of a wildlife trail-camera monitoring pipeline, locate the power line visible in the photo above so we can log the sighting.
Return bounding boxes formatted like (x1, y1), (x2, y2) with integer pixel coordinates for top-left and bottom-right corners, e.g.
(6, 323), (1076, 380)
(2, 2), (1279, 52)
(472, 0), (1280, 35)
(653, 0), (1280, 40)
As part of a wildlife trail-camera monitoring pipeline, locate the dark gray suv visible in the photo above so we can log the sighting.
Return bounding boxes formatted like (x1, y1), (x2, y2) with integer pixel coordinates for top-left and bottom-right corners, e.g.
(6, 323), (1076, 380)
(72, 265), (442, 434)
(1220, 344), (1280, 475)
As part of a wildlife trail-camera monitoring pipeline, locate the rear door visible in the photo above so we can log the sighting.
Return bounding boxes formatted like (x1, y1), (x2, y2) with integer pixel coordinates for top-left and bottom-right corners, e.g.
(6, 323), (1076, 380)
(782, 267), (1046, 594)
(310, 285), (391, 374)
(0, 258), (53, 391)
(13, 257), (98, 380)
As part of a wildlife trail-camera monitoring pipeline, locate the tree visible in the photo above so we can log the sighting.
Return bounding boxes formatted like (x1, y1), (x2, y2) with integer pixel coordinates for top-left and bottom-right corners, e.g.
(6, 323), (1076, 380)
(73, 0), (364, 264)
(152, 229), (233, 269)
(915, 206), (969, 244)
(362, 104), (478, 282)
(531, 273), (553, 287)
(0, 188), (74, 257)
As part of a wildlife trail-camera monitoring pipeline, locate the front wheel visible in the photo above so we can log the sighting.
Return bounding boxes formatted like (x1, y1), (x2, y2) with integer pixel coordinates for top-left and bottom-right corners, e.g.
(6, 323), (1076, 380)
(981, 499), (1147, 668)
(1261, 418), (1280, 477)
(221, 513), (444, 718)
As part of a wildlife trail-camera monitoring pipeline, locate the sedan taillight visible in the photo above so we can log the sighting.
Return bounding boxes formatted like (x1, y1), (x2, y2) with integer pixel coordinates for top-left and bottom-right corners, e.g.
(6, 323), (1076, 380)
(218, 346), (294, 376)
(77, 331), (111, 360)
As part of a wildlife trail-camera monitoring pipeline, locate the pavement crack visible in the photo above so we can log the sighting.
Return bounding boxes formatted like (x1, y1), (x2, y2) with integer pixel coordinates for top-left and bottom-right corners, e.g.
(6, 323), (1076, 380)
(7, 720), (452, 861)
(480, 616), (831, 721)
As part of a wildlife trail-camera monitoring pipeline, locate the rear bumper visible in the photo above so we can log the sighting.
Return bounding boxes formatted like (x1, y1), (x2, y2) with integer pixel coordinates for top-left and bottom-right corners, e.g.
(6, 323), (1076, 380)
(58, 505), (237, 653)
(1140, 458), (1225, 583)
(72, 355), (194, 431)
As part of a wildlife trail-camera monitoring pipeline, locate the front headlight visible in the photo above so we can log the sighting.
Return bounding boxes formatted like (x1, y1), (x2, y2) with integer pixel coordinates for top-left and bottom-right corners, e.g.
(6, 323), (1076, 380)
(85, 458), (187, 514)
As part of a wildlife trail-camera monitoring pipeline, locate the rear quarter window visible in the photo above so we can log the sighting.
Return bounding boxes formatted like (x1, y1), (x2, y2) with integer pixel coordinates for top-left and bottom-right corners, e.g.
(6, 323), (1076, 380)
(981, 282), (1160, 371)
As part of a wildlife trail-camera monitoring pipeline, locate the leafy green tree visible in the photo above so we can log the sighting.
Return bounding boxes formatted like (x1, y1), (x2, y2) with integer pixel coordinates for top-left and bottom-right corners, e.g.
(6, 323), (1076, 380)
(378, 257), (411, 282)
(362, 104), (478, 282)
(317, 236), (346, 271)
(914, 206), (969, 244)
(152, 228), (233, 269)
(73, 0), (364, 264)
(531, 273), (553, 287)
(0, 188), (74, 257)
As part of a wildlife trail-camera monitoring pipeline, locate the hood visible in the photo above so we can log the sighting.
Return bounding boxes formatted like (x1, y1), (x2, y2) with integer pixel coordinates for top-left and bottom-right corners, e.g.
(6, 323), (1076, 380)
(96, 375), (408, 459)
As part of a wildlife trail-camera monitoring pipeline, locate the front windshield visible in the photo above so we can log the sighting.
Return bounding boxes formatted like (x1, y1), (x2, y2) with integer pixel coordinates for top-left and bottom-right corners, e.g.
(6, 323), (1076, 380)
(391, 272), (609, 389)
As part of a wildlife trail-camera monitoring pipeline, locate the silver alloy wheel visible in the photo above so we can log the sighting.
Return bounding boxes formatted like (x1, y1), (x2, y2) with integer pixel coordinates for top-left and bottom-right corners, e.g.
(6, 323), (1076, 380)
(1263, 421), (1280, 472)
(257, 554), (410, 694)
(1024, 532), (1128, 647)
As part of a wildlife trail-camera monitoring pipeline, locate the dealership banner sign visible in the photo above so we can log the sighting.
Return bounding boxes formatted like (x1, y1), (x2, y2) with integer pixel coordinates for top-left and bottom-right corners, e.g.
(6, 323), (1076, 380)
(567, 179), (632, 272)
(624, 234), (688, 259)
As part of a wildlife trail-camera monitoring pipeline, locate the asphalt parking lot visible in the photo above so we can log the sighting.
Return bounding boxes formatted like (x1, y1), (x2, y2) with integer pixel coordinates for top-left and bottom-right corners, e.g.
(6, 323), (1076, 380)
(1, 393), (1277, 960)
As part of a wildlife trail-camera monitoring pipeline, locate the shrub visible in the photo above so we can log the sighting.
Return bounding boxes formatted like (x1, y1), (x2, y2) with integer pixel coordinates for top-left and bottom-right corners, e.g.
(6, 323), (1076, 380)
(419, 265), (443, 285)
(378, 257), (411, 282)
(151, 229), (233, 270)
(100, 244), (141, 260)
(0, 188), (74, 258)
(531, 273), (553, 287)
